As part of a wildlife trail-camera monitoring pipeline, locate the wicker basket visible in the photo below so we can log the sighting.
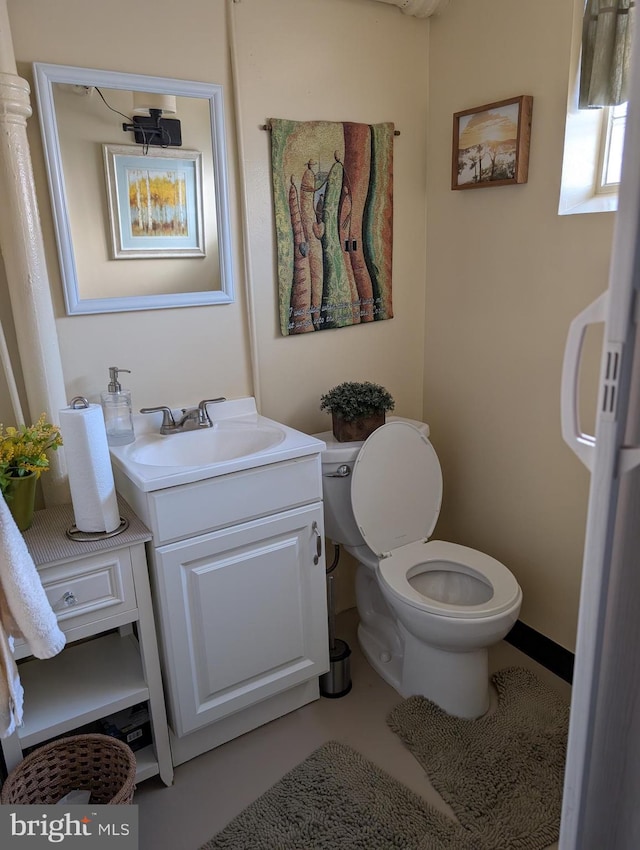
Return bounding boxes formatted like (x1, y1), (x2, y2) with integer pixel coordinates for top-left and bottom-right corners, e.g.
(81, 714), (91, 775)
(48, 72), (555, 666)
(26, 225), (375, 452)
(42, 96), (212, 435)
(0, 734), (137, 805)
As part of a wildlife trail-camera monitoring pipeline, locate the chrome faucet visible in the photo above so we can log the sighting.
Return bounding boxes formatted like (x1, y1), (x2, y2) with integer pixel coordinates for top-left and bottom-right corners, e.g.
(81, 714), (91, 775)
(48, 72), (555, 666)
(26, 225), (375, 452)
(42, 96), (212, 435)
(140, 398), (226, 435)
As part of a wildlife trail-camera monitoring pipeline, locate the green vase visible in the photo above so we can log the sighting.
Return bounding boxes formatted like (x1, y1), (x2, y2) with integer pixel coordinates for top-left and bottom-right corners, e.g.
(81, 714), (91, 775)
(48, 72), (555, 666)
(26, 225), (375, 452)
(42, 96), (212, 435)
(5, 471), (37, 531)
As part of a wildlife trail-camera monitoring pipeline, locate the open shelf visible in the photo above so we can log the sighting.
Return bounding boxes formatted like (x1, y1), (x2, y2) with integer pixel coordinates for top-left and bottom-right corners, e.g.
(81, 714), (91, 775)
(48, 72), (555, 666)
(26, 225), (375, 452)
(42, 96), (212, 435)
(134, 744), (160, 782)
(17, 632), (149, 748)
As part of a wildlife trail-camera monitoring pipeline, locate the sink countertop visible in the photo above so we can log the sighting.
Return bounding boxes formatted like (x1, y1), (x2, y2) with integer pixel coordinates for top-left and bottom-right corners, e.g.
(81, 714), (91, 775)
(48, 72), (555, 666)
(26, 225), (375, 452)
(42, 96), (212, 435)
(109, 397), (326, 492)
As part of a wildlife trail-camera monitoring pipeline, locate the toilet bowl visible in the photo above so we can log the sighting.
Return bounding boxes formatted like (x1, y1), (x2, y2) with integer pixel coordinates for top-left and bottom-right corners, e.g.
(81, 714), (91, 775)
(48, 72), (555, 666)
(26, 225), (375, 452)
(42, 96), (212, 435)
(315, 418), (522, 718)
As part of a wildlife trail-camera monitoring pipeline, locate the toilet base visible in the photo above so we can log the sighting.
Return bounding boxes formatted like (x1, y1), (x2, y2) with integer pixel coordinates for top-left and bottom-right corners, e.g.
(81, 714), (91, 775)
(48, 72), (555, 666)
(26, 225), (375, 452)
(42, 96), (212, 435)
(357, 621), (402, 693)
(400, 627), (490, 718)
(354, 561), (494, 718)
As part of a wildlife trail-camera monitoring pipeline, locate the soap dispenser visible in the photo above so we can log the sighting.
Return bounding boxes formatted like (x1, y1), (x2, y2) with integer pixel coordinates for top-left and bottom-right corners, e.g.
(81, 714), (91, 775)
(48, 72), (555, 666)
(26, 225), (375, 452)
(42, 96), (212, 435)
(101, 367), (135, 446)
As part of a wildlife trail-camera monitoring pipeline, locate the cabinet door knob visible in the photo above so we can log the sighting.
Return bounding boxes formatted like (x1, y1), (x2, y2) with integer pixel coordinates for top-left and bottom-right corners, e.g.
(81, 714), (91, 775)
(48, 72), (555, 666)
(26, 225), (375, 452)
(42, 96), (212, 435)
(63, 591), (78, 606)
(312, 521), (322, 565)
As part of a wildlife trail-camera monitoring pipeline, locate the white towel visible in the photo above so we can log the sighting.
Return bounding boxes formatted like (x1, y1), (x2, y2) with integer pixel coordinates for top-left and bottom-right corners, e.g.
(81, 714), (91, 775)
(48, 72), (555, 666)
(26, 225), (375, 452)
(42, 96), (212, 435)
(0, 492), (66, 737)
(0, 621), (23, 738)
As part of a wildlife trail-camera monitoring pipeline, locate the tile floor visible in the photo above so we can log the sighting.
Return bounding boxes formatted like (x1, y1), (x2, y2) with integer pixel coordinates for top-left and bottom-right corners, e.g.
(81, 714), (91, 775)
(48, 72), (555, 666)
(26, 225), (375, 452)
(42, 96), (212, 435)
(135, 608), (570, 850)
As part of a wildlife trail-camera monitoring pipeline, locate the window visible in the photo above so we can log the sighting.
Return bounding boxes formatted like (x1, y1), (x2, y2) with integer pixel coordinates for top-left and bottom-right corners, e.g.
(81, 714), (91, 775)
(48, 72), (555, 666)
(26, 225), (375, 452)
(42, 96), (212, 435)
(558, 0), (625, 215)
(597, 102), (627, 192)
(558, 101), (620, 215)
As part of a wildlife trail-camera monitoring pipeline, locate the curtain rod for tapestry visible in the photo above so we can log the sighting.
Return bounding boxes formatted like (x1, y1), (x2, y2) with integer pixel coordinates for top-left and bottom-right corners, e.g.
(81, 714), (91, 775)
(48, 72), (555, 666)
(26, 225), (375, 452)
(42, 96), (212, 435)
(260, 123), (400, 136)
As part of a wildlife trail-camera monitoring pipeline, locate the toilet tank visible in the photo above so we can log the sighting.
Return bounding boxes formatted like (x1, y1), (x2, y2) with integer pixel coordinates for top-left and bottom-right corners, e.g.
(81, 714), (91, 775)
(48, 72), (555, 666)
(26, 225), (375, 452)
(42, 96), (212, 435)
(313, 430), (363, 546)
(313, 416), (430, 547)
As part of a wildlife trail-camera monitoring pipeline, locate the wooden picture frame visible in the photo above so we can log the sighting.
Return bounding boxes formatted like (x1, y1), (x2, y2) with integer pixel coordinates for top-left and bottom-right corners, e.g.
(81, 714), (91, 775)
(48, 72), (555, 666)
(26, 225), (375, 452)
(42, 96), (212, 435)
(452, 95), (533, 190)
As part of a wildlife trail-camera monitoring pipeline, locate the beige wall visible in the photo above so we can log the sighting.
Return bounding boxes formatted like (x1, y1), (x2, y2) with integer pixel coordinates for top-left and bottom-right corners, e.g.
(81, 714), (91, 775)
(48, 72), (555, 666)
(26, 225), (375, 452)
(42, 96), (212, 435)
(230, 0), (429, 434)
(4, 0), (428, 421)
(425, 0), (615, 650)
(0, 0), (618, 647)
(7, 0), (252, 410)
(3, 0), (429, 612)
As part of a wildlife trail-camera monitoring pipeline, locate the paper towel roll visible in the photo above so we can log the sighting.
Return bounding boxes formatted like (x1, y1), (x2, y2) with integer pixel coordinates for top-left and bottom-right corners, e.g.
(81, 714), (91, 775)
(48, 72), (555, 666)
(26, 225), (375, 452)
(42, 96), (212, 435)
(59, 403), (121, 533)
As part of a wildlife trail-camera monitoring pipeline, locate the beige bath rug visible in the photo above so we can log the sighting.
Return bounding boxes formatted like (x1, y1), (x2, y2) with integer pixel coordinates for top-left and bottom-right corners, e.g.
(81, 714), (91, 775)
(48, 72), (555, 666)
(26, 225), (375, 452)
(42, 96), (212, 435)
(201, 740), (478, 850)
(387, 666), (570, 850)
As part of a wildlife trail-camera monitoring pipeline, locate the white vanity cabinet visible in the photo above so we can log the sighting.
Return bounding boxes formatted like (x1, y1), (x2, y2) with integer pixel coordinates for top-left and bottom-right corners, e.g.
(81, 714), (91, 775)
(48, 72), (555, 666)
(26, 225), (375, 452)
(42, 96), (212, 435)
(113, 445), (329, 766)
(154, 502), (326, 737)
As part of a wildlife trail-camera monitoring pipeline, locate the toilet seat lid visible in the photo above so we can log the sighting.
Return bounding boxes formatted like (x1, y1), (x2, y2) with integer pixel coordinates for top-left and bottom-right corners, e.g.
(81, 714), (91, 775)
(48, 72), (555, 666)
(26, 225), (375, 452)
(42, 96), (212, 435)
(351, 421), (443, 557)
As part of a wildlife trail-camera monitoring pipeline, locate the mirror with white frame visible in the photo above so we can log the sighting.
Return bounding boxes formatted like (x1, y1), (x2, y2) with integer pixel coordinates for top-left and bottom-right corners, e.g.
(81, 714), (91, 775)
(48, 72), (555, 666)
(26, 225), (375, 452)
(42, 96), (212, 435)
(33, 63), (234, 314)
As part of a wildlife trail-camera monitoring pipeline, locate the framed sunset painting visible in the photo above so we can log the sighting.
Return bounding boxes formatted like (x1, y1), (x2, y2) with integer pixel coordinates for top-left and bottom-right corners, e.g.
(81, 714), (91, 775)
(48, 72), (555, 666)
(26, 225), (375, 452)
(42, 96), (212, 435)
(452, 96), (533, 190)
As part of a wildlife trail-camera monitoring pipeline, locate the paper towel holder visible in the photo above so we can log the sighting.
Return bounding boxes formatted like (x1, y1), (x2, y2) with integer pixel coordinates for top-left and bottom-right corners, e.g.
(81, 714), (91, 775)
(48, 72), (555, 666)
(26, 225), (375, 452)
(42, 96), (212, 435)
(66, 517), (129, 541)
(64, 396), (130, 541)
(68, 396), (90, 409)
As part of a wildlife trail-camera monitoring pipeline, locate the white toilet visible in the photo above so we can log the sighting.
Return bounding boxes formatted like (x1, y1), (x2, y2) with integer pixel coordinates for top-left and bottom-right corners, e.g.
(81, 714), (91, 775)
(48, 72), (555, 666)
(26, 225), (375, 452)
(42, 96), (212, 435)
(315, 418), (522, 718)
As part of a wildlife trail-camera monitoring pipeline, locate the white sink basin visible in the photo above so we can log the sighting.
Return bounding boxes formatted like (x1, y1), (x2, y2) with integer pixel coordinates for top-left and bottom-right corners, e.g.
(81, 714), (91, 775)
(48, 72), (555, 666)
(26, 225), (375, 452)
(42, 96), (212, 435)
(129, 422), (285, 468)
(109, 397), (326, 491)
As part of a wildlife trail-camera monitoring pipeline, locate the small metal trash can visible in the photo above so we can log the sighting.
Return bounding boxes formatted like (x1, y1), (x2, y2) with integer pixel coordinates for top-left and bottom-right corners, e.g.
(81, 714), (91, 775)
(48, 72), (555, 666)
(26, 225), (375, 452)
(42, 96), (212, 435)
(320, 637), (352, 698)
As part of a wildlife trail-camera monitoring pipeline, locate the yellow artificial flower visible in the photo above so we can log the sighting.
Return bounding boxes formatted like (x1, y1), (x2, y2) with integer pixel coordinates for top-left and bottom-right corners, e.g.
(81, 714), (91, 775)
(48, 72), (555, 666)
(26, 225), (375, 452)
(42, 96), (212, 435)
(0, 414), (63, 496)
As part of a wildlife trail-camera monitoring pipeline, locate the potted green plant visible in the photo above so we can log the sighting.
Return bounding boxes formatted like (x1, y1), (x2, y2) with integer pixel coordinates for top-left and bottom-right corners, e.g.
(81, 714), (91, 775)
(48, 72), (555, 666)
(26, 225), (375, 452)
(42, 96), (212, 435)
(0, 414), (63, 530)
(320, 381), (395, 442)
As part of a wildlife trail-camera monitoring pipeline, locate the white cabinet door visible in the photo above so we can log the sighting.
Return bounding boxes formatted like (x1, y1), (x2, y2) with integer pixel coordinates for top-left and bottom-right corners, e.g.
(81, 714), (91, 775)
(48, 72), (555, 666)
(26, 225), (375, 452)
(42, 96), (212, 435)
(153, 504), (328, 737)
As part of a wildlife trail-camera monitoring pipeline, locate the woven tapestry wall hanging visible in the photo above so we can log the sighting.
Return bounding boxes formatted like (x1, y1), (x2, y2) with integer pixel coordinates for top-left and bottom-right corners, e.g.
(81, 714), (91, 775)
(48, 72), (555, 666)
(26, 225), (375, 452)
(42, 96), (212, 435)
(270, 119), (394, 336)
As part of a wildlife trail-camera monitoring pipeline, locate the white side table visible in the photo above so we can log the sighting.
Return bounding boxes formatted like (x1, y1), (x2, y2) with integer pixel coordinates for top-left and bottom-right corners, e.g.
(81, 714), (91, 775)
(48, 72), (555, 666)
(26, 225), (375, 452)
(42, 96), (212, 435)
(1, 499), (173, 787)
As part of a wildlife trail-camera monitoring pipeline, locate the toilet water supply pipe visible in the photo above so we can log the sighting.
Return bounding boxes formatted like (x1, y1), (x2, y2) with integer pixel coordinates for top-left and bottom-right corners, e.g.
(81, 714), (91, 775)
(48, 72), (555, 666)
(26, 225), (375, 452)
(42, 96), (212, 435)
(326, 544), (340, 653)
